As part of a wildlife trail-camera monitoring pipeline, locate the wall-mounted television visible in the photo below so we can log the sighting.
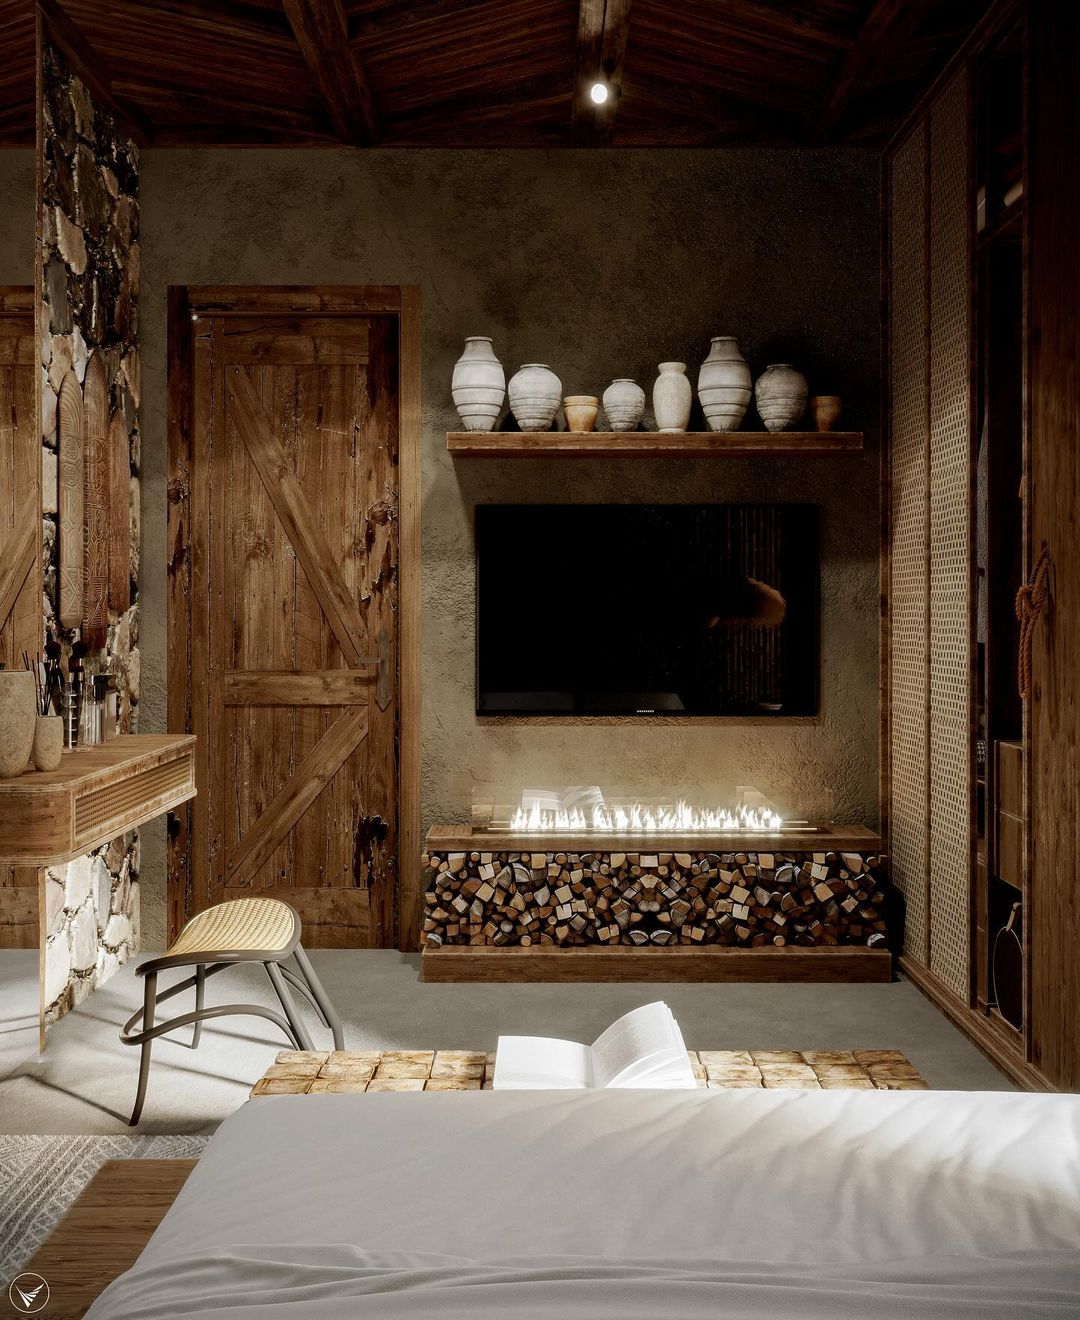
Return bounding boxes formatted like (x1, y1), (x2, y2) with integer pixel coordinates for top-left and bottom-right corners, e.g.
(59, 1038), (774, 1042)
(476, 504), (819, 716)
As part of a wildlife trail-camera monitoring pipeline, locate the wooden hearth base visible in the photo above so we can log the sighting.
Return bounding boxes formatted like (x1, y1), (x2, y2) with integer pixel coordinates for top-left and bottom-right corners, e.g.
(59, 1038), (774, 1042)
(421, 944), (892, 983)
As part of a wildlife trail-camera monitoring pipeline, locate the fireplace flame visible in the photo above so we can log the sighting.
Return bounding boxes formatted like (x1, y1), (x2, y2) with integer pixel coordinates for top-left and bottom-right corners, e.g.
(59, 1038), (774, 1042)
(509, 800), (783, 834)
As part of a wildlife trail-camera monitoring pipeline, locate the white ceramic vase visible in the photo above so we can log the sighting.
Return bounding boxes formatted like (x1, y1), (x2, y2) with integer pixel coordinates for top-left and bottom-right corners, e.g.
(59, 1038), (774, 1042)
(652, 361), (692, 433)
(509, 364), (561, 432)
(451, 336), (505, 432)
(698, 336), (751, 431)
(754, 363), (808, 432)
(602, 378), (646, 432)
(0, 671), (35, 778)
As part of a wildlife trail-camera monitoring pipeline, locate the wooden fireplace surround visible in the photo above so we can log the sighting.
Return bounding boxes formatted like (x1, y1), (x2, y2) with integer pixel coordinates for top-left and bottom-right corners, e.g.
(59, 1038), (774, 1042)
(421, 824), (891, 982)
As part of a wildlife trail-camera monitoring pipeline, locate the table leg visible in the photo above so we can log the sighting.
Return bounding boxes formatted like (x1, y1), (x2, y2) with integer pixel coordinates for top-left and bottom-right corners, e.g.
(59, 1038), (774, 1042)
(38, 865), (46, 1052)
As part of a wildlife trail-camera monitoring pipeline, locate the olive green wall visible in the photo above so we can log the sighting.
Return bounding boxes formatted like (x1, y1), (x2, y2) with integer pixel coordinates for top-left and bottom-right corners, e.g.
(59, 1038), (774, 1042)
(0, 151), (34, 284)
(130, 148), (881, 948)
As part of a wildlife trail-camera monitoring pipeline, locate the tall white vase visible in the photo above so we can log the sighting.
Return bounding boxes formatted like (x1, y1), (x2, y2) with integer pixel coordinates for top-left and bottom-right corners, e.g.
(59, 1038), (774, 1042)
(652, 362), (691, 433)
(602, 379), (646, 432)
(698, 336), (751, 431)
(0, 671), (35, 778)
(754, 363), (808, 432)
(451, 336), (505, 432)
(509, 364), (561, 432)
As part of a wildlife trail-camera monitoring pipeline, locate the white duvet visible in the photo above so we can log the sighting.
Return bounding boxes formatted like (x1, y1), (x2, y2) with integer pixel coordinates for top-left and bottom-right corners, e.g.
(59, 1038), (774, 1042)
(88, 1088), (1080, 1318)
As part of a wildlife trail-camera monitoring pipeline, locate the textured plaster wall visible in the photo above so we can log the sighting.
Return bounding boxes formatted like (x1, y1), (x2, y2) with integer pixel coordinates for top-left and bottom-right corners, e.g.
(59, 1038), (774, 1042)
(0, 151), (34, 283)
(138, 148), (881, 949)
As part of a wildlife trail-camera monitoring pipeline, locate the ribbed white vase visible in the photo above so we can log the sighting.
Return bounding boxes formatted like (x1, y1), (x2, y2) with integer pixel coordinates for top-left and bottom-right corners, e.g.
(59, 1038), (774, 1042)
(602, 378), (646, 432)
(652, 361), (692, 433)
(451, 336), (505, 432)
(698, 336), (751, 431)
(509, 364), (562, 432)
(754, 363), (808, 432)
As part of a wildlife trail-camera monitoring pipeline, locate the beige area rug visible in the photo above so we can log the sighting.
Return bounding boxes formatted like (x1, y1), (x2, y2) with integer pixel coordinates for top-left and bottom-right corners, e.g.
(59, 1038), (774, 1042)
(0, 1134), (208, 1278)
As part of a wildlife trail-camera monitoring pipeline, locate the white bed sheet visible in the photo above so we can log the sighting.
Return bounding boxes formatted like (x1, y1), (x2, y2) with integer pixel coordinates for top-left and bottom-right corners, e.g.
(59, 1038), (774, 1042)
(87, 1087), (1080, 1318)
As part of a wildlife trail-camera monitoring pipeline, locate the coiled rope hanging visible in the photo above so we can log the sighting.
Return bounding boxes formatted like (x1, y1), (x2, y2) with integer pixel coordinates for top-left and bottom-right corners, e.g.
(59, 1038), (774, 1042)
(1015, 542), (1051, 700)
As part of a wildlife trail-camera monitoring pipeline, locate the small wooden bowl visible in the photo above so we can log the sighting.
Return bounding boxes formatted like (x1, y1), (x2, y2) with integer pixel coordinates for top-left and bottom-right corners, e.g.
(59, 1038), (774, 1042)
(811, 395), (842, 432)
(563, 395), (599, 433)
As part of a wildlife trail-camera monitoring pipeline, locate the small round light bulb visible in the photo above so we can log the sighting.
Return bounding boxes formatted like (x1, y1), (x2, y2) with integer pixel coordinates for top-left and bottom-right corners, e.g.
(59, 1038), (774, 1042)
(589, 81), (609, 106)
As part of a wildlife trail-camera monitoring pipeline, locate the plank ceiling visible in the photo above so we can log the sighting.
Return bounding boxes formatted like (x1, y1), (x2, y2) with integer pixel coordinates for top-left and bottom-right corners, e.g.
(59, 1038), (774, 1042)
(1, 0), (992, 149)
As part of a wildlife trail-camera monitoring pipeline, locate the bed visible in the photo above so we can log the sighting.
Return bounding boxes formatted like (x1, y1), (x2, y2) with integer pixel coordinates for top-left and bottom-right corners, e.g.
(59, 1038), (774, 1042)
(86, 1087), (1080, 1318)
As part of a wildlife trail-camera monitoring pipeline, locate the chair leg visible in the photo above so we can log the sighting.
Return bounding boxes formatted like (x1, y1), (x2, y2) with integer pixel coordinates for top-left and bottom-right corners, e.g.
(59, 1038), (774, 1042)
(265, 962), (314, 1051)
(293, 944), (344, 1050)
(129, 971), (157, 1126)
(191, 965), (205, 1049)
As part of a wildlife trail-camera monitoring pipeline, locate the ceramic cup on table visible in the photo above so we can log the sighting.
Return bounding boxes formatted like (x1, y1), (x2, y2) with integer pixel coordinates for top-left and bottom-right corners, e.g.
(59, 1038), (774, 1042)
(32, 714), (63, 772)
(563, 395), (599, 433)
(811, 395), (842, 432)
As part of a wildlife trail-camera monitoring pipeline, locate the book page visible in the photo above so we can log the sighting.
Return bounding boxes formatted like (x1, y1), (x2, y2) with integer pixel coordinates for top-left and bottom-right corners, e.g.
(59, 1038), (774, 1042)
(590, 1002), (694, 1089)
(493, 1035), (592, 1089)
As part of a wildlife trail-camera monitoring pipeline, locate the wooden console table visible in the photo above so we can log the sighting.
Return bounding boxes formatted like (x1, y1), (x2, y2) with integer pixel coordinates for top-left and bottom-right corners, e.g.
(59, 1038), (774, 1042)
(0, 735), (196, 1048)
(422, 824), (891, 983)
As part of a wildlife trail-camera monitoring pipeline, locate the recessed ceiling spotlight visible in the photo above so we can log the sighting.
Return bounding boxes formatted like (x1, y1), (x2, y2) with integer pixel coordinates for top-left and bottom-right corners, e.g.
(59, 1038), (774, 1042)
(589, 80), (610, 106)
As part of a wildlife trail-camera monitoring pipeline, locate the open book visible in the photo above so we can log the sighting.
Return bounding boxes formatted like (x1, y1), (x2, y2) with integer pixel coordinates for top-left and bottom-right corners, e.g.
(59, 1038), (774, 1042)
(493, 1001), (696, 1090)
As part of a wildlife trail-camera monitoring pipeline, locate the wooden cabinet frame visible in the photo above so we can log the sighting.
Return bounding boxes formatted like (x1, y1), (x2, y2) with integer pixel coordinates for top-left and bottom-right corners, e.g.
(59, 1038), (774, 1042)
(166, 286), (422, 952)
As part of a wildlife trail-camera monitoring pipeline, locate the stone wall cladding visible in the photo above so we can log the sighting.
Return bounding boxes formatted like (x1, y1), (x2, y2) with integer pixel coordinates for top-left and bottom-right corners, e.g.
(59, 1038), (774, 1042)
(39, 42), (141, 1025)
(422, 847), (890, 948)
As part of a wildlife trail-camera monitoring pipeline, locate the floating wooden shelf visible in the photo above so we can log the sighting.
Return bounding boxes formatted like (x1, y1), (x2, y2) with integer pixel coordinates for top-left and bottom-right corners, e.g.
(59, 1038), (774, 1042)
(0, 734), (196, 866)
(447, 431), (864, 458)
(421, 945), (892, 983)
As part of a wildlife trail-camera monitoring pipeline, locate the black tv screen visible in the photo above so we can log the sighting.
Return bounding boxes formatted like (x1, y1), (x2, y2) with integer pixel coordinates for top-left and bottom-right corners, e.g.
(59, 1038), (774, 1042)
(476, 504), (818, 716)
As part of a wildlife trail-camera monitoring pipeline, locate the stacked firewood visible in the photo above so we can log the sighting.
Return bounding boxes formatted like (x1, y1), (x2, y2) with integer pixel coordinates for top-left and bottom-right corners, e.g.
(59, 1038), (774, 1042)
(422, 848), (889, 948)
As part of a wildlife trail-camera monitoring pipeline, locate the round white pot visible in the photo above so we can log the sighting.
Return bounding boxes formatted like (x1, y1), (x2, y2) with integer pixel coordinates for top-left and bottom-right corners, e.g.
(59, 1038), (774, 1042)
(698, 336), (751, 431)
(754, 363), (808, 432)
(602, 378), (646, 432)
(652, 361), (692, 433)
(0, 671), (35, 778)
(509, 364), (561, 432)
(451, 336), (505, 433)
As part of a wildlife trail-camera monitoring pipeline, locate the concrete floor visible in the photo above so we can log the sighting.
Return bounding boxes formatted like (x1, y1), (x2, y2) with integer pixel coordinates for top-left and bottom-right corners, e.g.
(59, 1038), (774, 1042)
(0, 950), (1012, 1134)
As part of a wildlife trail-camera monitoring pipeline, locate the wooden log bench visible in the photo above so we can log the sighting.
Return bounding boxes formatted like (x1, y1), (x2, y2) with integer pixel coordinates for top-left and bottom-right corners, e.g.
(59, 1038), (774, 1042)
(251, 1047), (930, 1095)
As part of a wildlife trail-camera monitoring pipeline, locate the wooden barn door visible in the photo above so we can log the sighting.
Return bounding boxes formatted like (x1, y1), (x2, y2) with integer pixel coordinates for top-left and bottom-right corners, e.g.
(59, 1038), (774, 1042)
(169, 290), (415, 948)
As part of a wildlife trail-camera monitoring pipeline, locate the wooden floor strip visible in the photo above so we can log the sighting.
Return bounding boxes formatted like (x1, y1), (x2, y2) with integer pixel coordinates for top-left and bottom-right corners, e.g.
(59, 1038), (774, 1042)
(22, 1159), (197, 1320)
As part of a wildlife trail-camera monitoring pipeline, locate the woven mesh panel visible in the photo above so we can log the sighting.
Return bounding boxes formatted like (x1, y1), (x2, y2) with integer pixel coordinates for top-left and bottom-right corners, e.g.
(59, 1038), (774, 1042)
(889, 122), (930, 965)
(928, 70), (972, 1000)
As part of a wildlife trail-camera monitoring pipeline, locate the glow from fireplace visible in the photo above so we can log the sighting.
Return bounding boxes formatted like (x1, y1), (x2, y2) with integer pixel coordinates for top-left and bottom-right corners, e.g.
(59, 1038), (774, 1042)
(508, 799), (784, 835)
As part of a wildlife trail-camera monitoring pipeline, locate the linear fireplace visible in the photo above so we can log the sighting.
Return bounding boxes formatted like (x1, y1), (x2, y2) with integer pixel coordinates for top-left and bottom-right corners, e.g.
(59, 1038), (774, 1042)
(420, 812), (891, 984)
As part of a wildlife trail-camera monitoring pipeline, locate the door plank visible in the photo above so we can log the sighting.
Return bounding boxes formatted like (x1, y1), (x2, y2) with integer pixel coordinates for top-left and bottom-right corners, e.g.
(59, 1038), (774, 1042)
(57, 369), (84, 630)
(356, 319), (399, 942)
(225, 367), (369, 668)
(224, 669), (374, 705)
(225, 707), (368, 887)
(224, 364), (296, 892)
(0, 518), (34, 629)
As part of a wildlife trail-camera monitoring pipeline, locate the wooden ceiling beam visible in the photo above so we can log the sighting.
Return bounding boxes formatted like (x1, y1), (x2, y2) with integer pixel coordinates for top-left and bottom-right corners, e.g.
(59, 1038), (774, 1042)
(36, 0), (152, 145)
(813, 0), (929, 140)
(572, 0), (632, 146)
(282, 0), (379, 145)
